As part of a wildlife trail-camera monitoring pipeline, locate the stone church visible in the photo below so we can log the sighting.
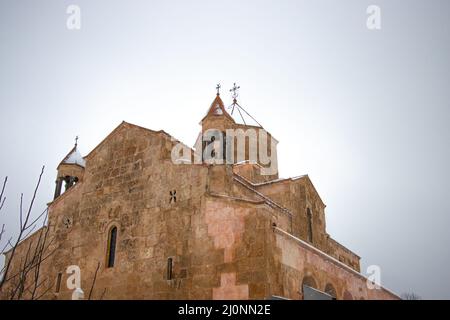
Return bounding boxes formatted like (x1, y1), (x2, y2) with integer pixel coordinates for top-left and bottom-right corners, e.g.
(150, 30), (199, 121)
(2, 89), (399, 300)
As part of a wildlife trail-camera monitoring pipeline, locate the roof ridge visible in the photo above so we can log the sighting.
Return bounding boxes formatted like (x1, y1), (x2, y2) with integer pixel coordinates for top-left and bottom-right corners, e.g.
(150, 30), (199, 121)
(59, 145), (86, 168)
(60, 146), (77, 164)
(200, 95), (235, 124)
(84, 121), (194, 160)
(233, 173), (293, 217)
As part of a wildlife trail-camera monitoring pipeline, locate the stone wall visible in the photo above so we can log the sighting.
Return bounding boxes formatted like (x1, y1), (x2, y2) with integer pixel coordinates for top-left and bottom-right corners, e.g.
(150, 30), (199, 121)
(0, 121), (396, 300)
(268, 227), (398, 300)
(233, 166), (361, 272)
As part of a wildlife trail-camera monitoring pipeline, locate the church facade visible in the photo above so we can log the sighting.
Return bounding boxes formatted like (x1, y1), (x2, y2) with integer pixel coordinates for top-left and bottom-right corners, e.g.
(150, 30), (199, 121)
(2, 91), (399, 300)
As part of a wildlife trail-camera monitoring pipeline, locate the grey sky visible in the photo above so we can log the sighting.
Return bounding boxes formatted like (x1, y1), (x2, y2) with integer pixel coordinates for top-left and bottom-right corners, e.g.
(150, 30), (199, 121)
(1, 0), (449, 299)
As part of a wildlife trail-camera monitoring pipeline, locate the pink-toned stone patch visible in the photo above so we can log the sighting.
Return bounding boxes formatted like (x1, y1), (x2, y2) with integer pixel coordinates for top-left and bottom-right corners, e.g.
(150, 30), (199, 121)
(213, 273), (249, 300)
(204, 201), (248, 263)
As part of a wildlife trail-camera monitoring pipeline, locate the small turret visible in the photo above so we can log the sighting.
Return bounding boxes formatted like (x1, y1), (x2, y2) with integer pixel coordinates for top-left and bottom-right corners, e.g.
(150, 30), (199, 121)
(53, 137), (85, 200)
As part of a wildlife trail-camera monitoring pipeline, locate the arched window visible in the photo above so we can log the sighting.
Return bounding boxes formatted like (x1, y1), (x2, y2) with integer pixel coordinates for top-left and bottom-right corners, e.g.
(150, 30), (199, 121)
(343, 290), (353, 300)
(302, 276), (317, 290)
(324, 283), (337, 300)
(307, 208), (313, 242)
(106, 226), (117, 268)
(222, 131), (227, 162)
(301, 275), (318, 300)
(55, 272), (62, 293)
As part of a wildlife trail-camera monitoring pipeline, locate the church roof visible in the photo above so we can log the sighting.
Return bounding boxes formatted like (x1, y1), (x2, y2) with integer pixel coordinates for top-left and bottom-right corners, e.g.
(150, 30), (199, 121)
(200, 94), (235, 124)
(84, 121), (193, 160)
(207, 94), (227, 116)
(59, 146), (86, 168)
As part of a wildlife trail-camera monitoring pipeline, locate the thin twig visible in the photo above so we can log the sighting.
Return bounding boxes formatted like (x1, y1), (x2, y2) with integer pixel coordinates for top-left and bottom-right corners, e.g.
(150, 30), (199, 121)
(0, 197), (5, 212)
(21, 225), (37, 242)
(88, 262), (101, 300)
(0, 177), (7, 211)
(22, 166), (45, 231)
(34, 280), (53, 300)
(0, 224), (5, 243)
(0, 166), (45, 290)
(23, 208), (48, 231)
(99, 288), (107, 300)
(19, 193), (23, 230)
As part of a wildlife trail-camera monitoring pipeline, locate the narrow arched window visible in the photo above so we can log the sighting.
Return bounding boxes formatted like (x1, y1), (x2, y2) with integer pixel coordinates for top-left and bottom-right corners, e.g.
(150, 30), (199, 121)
(307, 208), (313, 242)
(107, 226), (117, 268)
(167, 257), (173, 280)
(343, 290), (353, 300)
(301, 275), (318, 300)
(325, 283), (337, 300)
(222, 131), (227, 161)
(55, 272), (62, 293)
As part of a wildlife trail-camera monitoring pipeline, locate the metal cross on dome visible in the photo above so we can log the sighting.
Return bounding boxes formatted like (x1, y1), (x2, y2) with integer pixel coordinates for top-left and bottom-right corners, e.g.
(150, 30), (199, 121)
(216, 83), (221, 95)
(230, 83), (240, 101)
(75, 136), (79, 147)
(226, 82), (263, 127)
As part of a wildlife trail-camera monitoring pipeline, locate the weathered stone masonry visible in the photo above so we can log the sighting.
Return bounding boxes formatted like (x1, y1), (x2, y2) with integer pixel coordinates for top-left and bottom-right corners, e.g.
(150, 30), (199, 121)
(2, 93), (399, 300)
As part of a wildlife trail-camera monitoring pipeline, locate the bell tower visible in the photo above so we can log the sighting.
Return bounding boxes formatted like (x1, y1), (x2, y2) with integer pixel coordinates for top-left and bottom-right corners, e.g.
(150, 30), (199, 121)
(198, 85), (235, 164)
(195, 84), (279, 178)
(53, 137), (85, 200)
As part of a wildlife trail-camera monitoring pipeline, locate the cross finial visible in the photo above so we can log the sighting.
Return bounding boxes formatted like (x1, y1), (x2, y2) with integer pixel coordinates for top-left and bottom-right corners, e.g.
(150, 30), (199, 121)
(216, 83), (221, 95)
(230, 82), (240, 102)
(75, 136), (79, 147)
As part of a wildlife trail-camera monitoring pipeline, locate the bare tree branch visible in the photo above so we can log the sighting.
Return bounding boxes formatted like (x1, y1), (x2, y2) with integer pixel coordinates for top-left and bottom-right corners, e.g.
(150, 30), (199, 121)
(0, 177), (8, 243)
(99, 288), (107, 300)
(0, 176), (7, 211)
(22, 166), (45, 230)
(88, 262), (101, 300)
(21, 225), (37, 243)
(34, 280), (53, 300)
(6, 222), (56, 300)
(19, 193), (23, 231)
(401, 292), (421, 300)
(0, 166), (47, 294)
(30, 223), (51, 300)
(0, 224), (5, 244)
(24, 208), (48, 231)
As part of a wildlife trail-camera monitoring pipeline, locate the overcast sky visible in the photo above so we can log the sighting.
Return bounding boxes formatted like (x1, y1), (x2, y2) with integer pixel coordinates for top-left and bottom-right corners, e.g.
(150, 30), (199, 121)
(1, 0), (449, 299)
